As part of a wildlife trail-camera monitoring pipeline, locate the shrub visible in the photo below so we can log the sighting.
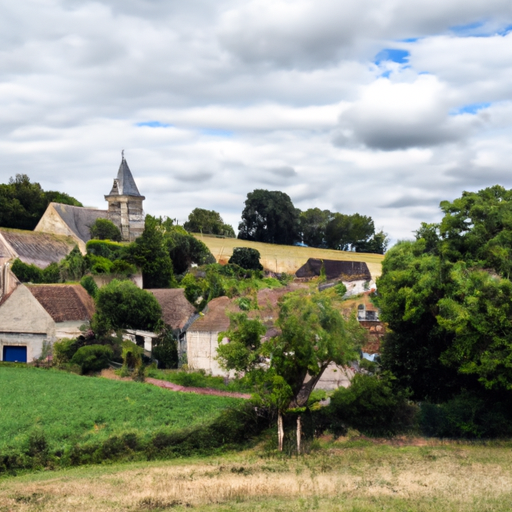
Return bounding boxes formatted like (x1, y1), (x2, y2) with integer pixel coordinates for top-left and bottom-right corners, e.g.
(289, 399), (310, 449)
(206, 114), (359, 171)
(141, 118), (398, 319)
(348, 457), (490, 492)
(86, 240), (125, 261)
(11, 258), (44, 283)
(90, 218), (122, 241)
(229, 247), (263, 271)
(327, 373), (417, 437)
(70, 344), (113, 374)
(110, 259), (137, 276)
(53, 338), (80, 364)
(86, 254), (113, 274)
(59, 246), (87, 282)
(80, 275), (98, 299)
(420, 391), (512, 438)
(152, 328), (178, 369)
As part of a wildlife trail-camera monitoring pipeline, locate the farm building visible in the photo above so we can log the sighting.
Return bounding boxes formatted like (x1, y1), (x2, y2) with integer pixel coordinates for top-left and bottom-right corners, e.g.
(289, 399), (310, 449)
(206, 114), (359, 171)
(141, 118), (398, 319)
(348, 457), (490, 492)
(0, 279), (95, 363)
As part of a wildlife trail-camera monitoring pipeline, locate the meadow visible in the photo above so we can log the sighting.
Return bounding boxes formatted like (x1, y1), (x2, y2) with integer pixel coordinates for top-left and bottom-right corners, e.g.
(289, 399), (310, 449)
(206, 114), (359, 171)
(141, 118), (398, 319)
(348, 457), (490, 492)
(0, 366), (242, 467)
(1, 439), (511, 511)
(193, 234), (384, 278)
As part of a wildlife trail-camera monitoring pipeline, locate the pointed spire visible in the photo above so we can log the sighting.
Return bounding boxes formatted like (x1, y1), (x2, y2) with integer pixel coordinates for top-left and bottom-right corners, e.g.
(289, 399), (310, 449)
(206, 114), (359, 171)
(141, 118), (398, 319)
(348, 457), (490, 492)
(110, 152), (141, 197)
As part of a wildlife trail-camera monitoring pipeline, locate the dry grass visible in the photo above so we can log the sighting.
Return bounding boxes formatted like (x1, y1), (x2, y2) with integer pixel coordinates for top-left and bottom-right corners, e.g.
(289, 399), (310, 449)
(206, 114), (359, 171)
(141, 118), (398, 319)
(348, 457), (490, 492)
(193, 234), (384, 278)
(2, 440), (512, 511)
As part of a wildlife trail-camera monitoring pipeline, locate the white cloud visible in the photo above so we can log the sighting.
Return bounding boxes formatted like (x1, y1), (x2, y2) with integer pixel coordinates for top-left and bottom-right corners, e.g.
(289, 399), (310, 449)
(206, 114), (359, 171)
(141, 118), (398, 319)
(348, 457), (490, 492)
(1, 0), (512, 244)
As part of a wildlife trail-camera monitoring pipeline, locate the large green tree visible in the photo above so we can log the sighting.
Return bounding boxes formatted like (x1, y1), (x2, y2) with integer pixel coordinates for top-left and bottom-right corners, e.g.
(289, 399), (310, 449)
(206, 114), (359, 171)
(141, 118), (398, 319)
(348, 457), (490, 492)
(217, 290), (365, 450)
(299, 208), (332, 247)
(377, 185), (512, 401)
(91, 279), (163, 336)
(184, 208), (235, 237)
(125, 215), (175, 288)
(0, 174), (82, 230)
(238, 189), (300, 245)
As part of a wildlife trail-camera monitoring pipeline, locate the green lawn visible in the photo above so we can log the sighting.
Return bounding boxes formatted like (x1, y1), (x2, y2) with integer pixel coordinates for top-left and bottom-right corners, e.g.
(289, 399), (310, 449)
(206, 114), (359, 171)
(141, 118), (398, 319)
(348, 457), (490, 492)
(0, 367), (241, 455)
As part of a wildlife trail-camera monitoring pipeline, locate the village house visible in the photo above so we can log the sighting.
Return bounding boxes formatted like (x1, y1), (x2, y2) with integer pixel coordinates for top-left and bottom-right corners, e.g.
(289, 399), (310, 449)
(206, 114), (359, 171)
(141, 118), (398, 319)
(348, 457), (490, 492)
(0, 278), (95, 362)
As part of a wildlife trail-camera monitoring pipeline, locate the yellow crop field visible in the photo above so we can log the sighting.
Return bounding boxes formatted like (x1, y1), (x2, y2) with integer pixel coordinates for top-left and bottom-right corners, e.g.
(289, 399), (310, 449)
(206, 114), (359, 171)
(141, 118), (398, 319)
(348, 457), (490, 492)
(193, 234), (384, 278)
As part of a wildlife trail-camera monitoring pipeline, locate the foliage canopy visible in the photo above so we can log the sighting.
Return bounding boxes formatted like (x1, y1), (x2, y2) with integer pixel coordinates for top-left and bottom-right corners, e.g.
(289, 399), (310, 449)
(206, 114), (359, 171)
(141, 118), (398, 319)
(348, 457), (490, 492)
(378, 185), (512, 401)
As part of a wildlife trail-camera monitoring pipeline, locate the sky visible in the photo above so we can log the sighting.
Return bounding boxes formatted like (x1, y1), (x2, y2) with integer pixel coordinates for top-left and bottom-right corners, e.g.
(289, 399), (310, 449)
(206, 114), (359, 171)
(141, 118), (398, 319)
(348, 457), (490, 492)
(2, 0), (512, 244)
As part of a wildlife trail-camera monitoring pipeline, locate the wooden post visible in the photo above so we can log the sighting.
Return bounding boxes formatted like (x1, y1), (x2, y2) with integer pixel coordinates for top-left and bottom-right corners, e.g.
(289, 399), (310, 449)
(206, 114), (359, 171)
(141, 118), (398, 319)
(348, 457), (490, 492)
(297, 415), (302, 455)
(277, 411), (284, 452)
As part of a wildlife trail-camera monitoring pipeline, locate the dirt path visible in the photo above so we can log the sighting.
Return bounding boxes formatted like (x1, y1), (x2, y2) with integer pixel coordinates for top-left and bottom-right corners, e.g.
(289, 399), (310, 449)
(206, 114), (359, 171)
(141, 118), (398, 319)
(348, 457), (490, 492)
(101, 369), (251, 399)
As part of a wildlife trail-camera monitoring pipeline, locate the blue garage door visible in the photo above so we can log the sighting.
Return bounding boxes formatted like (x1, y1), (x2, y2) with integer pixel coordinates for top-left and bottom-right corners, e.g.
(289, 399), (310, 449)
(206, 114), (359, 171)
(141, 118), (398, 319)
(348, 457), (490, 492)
(3, 346), (27, 363)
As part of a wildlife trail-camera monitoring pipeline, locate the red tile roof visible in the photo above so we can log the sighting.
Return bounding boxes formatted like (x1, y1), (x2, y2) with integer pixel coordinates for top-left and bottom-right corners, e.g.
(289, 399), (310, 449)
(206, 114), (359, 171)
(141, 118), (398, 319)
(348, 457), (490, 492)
(27, 284), (95, 322)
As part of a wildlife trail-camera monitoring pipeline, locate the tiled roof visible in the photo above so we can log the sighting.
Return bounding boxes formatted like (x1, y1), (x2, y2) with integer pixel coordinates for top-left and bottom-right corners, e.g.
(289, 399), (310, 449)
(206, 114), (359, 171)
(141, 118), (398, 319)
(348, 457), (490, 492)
(188, 297), (237, 333)
(296, 258), (371, 281)
(51, 203), (108, 243)
(148, 288), (196, 330)
(0, 229), (76, 268)
(27, 284), (95, 322)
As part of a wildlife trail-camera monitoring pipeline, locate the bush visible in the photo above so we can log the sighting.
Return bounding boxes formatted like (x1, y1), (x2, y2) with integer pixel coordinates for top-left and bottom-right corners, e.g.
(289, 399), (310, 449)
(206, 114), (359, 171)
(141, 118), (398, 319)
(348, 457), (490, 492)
(327, 374), (417, 437)
(152, 328), (178, 369)
(86, 254), (113, 274)
(420, 391), (512, 438)
(86, 240), (125, 261)
(80, 275), (98, 299)
(11, 258), (44, 283)
(229, 247), (263, 271)
(90, 218), (122, 241)
(110, 259), (137, 276)
(70, 344), (113, 374)
(53, 338), (80, 365)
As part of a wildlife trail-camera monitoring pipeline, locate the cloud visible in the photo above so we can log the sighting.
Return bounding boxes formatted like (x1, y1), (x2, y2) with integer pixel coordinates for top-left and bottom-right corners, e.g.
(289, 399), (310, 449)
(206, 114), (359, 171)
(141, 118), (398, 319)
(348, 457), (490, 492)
(1, 0), (512, 244)
(334, 75), (480, 150)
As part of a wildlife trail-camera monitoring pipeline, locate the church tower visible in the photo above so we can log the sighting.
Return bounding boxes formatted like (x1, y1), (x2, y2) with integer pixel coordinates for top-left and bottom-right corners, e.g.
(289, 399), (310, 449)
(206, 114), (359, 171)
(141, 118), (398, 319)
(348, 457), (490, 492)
(105, 152), (145, 241)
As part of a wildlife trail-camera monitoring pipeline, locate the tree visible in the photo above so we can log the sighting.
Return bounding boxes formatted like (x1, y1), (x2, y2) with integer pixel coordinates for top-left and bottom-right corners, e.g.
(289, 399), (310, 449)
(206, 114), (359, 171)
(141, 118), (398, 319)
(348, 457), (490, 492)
(238, 189), (300, 245)
(228, 247), (263, 271)
(164, 225), (216, 275)
(125, 215), (175, 288)
(299, 208), (332, 247)
(325, 213), (375, 251)
(377, 185), (512, 402)
(0, 174), (82, 230)
(184, 208), (235, 237)
(91, 279), (163, 336)
(90, 218), (122, 241)
(217, 290), (366, 451)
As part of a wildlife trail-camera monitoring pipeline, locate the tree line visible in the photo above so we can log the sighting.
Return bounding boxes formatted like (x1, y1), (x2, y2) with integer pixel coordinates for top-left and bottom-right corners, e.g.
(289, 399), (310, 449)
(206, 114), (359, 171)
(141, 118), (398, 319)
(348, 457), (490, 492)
(186, 190), (388, 254)
(0, 174), (387, 254)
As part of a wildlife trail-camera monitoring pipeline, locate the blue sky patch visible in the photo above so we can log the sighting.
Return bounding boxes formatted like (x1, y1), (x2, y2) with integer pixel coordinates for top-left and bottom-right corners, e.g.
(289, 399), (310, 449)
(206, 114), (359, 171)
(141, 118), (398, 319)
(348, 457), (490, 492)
(200, 128), (234, 137)
(451, 102), (491, 115)
(374, 49), (410, 65)
(136, 121), (172, 128)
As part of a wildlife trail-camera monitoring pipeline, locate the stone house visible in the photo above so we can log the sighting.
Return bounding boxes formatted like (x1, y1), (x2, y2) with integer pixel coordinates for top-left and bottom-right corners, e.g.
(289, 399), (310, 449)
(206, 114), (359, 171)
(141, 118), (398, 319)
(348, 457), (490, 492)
(0, 279), (95, 362)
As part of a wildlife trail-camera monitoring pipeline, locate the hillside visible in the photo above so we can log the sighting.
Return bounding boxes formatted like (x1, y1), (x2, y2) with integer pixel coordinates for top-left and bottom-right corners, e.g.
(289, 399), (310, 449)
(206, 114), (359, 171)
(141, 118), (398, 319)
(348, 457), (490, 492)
(193, 234), (385, 278)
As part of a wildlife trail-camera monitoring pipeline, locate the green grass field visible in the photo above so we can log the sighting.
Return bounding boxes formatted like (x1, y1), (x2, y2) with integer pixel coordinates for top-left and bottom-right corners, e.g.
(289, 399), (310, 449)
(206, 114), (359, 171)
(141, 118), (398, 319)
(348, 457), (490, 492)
(0, 367), (242, 456)
(193, 234), (385, 278)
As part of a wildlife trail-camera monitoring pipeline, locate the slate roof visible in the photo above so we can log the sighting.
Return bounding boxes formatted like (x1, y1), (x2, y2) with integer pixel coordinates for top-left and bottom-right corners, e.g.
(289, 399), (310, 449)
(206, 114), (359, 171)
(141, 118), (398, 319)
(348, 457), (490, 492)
(148, 288), (196, 331)
(27, 284), (95, 322)
(108, 157), (142, 197)
(296, 258), (371, 282)
(0, 228), (76, 268)
(51, 203), (108, 243)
